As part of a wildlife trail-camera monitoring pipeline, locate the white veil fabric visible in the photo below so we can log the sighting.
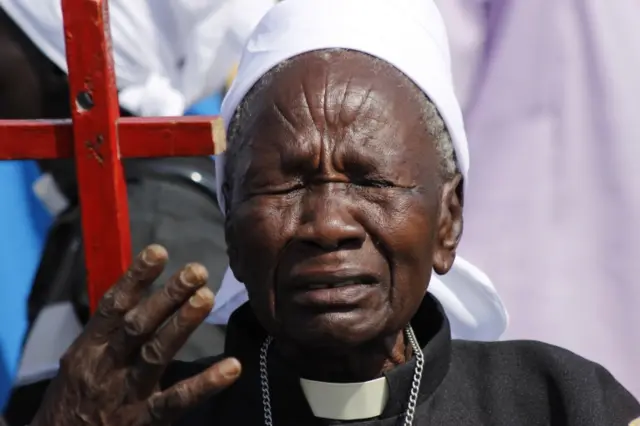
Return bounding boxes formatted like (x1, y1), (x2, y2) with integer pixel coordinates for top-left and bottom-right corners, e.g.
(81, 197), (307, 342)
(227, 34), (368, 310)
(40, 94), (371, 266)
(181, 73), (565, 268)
(208, 0), (509, 341)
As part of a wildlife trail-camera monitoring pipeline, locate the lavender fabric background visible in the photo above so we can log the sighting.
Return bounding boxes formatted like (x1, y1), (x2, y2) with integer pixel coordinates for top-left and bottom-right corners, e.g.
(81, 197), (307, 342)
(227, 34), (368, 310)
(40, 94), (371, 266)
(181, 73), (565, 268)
(435, 0), (640, 397)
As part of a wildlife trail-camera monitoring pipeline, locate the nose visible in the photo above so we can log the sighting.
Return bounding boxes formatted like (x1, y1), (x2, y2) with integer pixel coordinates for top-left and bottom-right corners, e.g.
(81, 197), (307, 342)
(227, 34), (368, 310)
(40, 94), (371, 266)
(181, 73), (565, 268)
(294, 187), (366, 251)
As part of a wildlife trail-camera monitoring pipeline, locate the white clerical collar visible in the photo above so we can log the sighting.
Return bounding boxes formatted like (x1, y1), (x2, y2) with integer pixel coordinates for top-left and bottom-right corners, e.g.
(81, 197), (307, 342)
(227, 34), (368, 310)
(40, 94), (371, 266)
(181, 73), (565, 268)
(299, 377), (389, 421)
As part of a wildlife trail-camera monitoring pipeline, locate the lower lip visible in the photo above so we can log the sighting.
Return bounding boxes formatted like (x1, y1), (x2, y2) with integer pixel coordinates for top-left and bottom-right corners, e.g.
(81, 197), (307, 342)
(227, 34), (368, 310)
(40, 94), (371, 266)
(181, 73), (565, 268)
(290, 284), (376, 306)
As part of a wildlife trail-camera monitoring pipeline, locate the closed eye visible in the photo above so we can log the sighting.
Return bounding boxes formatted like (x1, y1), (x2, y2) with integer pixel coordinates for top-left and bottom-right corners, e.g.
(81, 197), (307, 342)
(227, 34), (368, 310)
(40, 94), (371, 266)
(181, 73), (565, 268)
(360, 179), (395, 188)
(353, 178), (415, 189)
(250, 183), (305, 196)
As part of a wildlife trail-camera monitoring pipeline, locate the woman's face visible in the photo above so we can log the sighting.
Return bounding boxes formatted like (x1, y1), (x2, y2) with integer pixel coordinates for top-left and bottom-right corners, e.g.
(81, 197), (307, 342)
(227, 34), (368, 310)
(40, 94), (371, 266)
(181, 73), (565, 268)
(225, 50), (462, 349)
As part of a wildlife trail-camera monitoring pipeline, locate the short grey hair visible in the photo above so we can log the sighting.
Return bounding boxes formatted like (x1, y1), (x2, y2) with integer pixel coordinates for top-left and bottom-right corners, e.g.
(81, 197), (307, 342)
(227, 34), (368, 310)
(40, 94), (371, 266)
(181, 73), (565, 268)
(225, 49), (458, 195)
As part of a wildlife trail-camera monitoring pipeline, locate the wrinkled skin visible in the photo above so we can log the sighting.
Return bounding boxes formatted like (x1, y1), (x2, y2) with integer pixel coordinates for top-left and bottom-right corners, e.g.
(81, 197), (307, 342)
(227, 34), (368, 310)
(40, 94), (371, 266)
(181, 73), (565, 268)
(29, 49), (463, 425)
(225, 50), (463, 381)
(30, 245), (241, 426)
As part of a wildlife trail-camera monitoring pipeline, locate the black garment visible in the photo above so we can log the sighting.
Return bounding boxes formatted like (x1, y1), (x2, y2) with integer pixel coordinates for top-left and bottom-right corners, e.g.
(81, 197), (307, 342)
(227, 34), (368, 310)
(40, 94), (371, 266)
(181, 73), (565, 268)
(163, 294), (640, 426)
(30, 174), (227, 360)
(127, 174), (227, 360)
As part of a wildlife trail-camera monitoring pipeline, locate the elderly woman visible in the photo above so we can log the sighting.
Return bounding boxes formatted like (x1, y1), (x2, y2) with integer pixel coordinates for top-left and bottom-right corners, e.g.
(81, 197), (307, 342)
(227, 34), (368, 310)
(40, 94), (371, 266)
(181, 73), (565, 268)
(29, 0), (639, 425)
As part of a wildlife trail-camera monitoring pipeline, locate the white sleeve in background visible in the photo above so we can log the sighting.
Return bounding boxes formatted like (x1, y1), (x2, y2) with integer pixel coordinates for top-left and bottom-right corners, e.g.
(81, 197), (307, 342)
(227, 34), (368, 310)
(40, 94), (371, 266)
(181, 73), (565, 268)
(0, 0), (274, 117)
(0, 0), (187, 117)
(110, 0), (186, 116)
(171, 0), (276, 109)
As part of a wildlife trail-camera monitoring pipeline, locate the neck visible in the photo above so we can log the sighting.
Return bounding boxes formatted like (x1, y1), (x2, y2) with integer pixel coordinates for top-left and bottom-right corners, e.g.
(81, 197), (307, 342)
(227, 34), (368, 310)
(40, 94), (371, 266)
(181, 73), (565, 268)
(275, 329), (412, 382)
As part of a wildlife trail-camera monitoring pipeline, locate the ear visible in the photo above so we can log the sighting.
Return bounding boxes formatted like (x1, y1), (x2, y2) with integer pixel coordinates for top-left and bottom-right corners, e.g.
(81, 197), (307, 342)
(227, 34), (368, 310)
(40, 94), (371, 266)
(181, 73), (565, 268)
(432, 174), (463, 275)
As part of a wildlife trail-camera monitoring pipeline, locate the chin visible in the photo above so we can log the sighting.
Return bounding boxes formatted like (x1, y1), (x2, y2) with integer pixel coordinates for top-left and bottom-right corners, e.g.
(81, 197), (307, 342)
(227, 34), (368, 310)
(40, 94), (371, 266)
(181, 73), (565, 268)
(280, 308), (390, 350)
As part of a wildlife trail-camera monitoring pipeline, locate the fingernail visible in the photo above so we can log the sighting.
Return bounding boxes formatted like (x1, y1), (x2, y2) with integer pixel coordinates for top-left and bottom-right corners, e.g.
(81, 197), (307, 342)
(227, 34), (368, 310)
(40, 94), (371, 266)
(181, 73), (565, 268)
(142, 245), (166, 265)
(189, 287), (213, 308)
(220, 358), (241, 379)
(182, 263), (208, 286)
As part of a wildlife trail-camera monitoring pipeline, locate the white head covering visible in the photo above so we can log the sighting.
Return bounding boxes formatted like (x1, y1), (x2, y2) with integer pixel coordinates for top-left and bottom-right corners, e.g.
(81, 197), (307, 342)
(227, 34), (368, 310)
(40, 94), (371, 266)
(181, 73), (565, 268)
(0, 0), (274, 116)
(210, 0), (509, 341)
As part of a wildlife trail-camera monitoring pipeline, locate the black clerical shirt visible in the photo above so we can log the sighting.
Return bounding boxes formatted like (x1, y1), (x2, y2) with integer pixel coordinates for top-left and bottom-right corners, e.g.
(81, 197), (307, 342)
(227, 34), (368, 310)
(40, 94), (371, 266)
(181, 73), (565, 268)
(163, 295), (640, 425)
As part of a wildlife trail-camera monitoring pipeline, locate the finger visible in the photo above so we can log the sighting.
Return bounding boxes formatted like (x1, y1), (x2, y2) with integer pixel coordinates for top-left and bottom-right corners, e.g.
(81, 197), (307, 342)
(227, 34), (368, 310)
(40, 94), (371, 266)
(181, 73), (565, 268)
(129, 286), (214, 396)
(115, 263), (208, 359)
(83, 245), (168, 342)
(144, 357), (241, 423)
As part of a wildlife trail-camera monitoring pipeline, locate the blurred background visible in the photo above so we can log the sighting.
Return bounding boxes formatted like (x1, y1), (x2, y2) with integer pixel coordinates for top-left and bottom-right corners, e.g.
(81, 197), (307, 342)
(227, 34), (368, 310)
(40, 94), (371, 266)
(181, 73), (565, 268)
(0, 0), (639, 420)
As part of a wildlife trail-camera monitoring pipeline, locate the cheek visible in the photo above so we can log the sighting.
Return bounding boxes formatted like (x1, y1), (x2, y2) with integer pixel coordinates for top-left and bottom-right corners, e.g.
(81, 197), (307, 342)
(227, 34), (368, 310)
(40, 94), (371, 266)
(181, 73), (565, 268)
(362, 192), (437, 300)
(227, 197), (300, 301)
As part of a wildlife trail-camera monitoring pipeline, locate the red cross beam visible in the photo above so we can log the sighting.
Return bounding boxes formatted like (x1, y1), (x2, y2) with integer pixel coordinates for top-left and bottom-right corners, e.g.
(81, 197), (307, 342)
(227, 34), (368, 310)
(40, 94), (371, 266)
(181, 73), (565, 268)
(0, 0), (225, 312)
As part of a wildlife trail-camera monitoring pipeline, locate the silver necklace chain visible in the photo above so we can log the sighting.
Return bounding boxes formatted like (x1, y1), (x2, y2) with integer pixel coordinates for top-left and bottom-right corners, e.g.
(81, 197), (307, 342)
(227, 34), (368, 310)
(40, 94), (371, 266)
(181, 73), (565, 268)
(259, 325), (424, 426)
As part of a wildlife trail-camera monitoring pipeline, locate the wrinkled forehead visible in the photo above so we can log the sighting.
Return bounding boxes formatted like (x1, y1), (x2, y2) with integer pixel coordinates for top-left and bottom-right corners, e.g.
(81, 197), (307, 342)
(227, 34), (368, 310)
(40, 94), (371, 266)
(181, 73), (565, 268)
(217, 51), (444, 214)
(234, 50), (430, 145)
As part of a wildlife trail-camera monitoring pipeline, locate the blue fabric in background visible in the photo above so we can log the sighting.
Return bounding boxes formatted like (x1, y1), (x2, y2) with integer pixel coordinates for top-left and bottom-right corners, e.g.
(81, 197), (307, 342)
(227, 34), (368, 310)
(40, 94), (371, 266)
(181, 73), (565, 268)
(185, 93), (222, 116)
(0, 160), (52, 411)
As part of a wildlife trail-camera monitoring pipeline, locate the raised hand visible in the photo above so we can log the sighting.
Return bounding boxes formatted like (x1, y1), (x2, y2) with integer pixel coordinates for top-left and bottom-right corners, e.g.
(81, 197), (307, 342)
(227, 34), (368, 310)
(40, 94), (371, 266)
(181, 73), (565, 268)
(30, 245), (242, 426)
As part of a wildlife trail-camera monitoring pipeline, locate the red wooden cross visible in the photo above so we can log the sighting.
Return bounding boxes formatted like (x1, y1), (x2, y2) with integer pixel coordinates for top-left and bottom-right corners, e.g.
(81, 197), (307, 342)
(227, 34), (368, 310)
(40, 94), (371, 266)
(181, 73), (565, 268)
(0, 0), (225, 311)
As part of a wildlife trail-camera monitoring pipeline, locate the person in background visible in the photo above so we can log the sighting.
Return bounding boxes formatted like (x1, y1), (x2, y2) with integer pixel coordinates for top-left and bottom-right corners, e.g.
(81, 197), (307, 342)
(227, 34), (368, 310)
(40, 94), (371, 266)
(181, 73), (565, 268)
(435, 0), (640, 397)
(0, 0), (275, 364)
